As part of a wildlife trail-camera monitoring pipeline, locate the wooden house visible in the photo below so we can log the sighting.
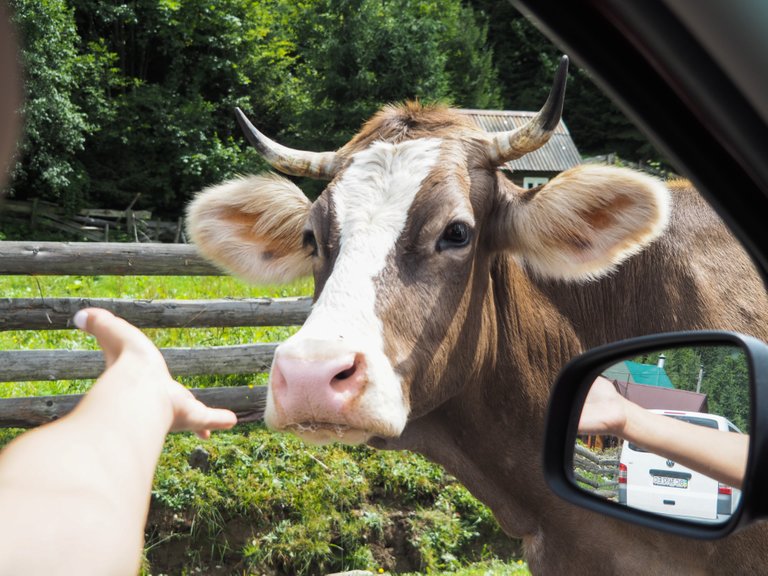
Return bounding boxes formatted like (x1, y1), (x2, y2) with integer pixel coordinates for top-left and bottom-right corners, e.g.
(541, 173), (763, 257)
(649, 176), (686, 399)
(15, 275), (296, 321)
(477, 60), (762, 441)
(458, 109), (582, 188)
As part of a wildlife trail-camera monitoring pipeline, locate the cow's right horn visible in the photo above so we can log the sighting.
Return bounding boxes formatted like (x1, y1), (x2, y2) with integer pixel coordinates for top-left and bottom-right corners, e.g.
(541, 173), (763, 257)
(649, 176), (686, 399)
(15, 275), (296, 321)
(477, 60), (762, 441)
(235, 108), (341, 180)
(487, 55), (569, 165)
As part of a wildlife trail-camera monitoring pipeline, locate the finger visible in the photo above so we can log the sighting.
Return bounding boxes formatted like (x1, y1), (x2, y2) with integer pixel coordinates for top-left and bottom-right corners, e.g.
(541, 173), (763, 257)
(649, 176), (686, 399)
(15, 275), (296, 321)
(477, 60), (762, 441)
(73, 308), (158, 368)
(173, 403), (238, 435)
(200, 407), (238, 430)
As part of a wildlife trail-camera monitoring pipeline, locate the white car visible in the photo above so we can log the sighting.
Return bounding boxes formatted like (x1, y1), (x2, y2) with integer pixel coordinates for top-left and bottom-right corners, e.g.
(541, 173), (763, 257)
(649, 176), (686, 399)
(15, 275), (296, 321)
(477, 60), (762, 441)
(618, 411), (743, 523)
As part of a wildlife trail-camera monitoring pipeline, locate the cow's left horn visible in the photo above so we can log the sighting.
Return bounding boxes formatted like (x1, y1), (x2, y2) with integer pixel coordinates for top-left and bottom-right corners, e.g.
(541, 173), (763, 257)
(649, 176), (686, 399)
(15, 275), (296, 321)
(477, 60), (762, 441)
(487, 55), (569, 165)
(235, 108), (341, 180)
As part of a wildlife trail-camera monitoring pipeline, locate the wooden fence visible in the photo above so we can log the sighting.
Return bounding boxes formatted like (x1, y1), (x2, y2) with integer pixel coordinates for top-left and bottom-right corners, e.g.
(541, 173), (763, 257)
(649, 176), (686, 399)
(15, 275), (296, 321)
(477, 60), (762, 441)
(573, 443), (620, 499)
(0, 241), (312, 428)
(0, 198), (185, 242)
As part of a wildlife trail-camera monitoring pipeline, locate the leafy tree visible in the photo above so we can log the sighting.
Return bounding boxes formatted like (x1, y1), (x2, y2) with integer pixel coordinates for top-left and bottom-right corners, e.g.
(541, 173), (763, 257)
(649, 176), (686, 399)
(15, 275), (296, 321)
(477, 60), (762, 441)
(9, 0), (502, 214)
(8, 0), (116, 210)
(637, 346), (750, 431)
(701, 348), (750, 431)
(9, 0), (665, 218)
(440, 3), (501, 111)
(289, 0), (502, 151)
(657, 347), (702, 392)
(70, 0), (293, 213)
(468, 0), (660, 161)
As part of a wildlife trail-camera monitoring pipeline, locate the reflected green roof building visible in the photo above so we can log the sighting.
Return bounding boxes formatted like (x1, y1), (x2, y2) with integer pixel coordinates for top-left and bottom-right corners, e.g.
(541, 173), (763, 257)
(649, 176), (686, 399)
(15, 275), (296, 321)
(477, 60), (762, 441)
(602, 360), (675, 388)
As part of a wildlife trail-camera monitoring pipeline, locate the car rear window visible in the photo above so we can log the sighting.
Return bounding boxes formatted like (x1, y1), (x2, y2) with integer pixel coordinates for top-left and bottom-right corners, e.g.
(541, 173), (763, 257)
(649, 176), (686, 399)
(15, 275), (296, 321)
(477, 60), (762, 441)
(668, 415), (720, 429)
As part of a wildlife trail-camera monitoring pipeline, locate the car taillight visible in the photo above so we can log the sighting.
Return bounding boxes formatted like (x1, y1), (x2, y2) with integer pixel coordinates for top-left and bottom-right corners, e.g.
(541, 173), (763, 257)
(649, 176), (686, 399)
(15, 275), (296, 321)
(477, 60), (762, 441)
(619, 463), (627, 484)
(718, 483), (732, 495)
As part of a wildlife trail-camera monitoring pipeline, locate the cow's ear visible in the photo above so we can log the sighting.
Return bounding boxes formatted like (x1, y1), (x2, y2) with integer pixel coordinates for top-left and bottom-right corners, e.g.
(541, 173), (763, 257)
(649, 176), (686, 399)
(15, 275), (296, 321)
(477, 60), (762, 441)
(186, 173), (313, 284)
(495, 165), (670, 280)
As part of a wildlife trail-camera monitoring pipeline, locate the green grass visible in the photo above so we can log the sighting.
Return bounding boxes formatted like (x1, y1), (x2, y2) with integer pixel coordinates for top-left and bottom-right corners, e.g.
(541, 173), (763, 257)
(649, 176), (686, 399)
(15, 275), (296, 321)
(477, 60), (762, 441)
(401, 560), (531, 576)
(0, 273), (526, 575)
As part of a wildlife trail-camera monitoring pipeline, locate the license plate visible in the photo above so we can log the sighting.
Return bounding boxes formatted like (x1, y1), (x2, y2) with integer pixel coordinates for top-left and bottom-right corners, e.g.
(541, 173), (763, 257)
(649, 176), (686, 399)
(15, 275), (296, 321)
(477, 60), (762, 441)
(652, 475), (688, 489)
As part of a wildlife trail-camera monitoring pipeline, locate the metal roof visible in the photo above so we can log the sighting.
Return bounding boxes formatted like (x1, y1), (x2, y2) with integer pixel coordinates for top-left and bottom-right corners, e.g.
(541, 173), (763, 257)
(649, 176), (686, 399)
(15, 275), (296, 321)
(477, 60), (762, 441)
(613, 380), (708, 413)
(457, 109), (582, 173)
(603, 360), (675, 388)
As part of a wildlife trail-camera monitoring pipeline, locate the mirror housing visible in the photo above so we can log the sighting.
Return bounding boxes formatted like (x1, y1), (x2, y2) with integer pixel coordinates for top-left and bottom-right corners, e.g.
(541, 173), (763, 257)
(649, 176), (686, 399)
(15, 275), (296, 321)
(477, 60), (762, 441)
(544, 330), (768, 539)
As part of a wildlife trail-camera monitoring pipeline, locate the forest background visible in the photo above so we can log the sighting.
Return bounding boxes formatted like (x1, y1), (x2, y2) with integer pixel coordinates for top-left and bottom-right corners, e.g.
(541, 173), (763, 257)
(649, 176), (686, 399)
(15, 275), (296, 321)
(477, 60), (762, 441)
(4, 0), (658, 221)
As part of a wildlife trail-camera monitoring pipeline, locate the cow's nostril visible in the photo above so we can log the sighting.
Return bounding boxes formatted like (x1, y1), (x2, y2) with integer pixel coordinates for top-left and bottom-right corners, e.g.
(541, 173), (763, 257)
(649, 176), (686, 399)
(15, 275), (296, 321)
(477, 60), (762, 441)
(335, 366), (356, 380)
(334, 353), (363, 382)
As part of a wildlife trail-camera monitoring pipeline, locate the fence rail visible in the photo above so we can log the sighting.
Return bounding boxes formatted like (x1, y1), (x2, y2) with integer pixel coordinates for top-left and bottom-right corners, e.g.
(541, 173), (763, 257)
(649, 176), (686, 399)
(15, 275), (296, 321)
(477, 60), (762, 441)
(0, 386), (268, 429)
(0, 198), (184, 242)
(0, 242), (307, 428)
(573, 444), (620, 499)
(0, 242), (221, 275)
(0, 297), (311, 330)
(1, 343), (278, 381)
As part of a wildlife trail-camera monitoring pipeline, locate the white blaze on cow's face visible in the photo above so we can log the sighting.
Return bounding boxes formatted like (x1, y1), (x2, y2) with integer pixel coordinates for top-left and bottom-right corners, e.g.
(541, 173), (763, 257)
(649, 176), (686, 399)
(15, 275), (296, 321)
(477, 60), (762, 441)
(264, 138), (444, 444)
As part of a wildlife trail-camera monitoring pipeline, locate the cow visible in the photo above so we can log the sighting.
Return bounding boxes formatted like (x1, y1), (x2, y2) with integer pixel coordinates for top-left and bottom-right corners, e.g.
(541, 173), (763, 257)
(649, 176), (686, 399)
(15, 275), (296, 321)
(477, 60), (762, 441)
(186, 57), (768, 574)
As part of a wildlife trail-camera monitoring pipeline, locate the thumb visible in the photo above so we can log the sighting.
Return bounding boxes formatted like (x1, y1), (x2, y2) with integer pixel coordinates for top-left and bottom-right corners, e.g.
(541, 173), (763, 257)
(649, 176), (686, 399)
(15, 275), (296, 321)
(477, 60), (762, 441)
(73, 308), (159, 369)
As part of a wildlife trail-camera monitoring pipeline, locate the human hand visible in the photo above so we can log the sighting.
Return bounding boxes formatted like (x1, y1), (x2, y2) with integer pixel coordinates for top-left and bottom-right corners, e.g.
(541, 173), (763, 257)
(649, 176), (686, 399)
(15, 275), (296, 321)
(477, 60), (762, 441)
(577, 376), (628, 436)
(74, 308), (237, 438)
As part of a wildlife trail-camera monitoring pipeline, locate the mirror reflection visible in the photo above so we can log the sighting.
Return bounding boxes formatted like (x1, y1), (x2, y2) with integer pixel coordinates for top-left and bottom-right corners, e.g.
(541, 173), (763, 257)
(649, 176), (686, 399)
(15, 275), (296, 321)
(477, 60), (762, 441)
(572, 344), (749, 525)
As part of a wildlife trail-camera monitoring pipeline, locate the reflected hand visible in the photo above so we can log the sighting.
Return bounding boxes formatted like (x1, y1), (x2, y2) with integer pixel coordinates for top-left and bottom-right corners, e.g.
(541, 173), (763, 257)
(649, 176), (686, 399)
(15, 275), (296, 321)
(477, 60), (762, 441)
(577, 376), (628, 436)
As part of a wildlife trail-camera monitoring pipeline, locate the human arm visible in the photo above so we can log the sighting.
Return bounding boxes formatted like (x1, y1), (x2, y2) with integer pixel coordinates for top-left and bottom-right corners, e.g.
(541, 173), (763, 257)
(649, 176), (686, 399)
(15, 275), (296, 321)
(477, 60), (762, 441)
(0, 308), (237, 576)
(579, 376), (748, 489)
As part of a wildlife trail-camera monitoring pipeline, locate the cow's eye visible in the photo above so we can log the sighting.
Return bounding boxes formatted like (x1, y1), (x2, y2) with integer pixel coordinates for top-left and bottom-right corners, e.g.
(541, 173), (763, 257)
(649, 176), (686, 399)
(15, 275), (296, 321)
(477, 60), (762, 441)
(438, 221), (471, 251)
(302, 230), (318, 256)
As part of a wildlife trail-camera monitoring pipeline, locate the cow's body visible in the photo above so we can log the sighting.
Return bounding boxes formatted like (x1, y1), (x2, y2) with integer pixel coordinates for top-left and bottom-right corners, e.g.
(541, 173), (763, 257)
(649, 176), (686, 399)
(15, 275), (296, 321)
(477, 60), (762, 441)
(187, 65), (768, 573)
(371, 181), (768, 574)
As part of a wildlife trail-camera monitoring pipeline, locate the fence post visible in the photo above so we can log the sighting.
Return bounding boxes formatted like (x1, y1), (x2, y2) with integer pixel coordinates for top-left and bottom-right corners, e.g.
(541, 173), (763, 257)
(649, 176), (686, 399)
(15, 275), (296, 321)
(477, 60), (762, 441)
(29, 197), (38, 231)
(174, 216), (184, 243)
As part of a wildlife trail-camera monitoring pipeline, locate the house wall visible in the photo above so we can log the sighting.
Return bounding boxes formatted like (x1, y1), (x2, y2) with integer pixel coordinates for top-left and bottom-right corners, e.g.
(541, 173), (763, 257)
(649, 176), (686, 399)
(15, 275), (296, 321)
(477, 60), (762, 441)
(506, 170), (560, 188)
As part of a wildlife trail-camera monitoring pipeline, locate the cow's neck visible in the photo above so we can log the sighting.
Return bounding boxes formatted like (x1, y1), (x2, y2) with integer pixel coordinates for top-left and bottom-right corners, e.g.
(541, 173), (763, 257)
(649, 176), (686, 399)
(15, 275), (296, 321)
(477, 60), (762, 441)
(396, 248), (709, 532)
(376, 255), (585, 537)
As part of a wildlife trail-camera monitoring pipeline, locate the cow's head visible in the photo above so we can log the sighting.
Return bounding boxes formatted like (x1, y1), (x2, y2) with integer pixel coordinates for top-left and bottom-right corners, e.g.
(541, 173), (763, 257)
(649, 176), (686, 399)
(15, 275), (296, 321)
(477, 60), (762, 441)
(187, 57), (670, 445)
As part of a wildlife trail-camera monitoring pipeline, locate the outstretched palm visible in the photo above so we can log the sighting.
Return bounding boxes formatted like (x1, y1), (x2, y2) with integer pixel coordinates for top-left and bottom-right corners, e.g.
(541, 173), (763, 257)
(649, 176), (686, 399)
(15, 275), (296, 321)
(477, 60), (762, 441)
(78, 308), (237, 438)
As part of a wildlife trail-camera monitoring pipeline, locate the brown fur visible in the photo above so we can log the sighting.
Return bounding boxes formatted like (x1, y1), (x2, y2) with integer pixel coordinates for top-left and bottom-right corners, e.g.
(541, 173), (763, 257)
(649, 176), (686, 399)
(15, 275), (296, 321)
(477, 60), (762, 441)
(192, 102), (768, 574)
(374, 174), (768, 575)
(342, 105), (768, 575)
(340, 102), (484, 155)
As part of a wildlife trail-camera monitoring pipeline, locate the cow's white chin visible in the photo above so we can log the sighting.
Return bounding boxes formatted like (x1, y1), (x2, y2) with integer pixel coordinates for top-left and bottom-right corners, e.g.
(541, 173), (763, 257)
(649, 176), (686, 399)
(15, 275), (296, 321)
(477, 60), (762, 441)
(286, 422), (373, 446)
(272, 420), (404, 446)
(264, 387), (409, 445)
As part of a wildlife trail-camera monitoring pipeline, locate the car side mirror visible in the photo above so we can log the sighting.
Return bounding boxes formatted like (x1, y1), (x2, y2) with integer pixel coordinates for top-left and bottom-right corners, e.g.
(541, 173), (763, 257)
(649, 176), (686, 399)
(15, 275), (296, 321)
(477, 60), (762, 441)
(544, 331), (768, 538)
